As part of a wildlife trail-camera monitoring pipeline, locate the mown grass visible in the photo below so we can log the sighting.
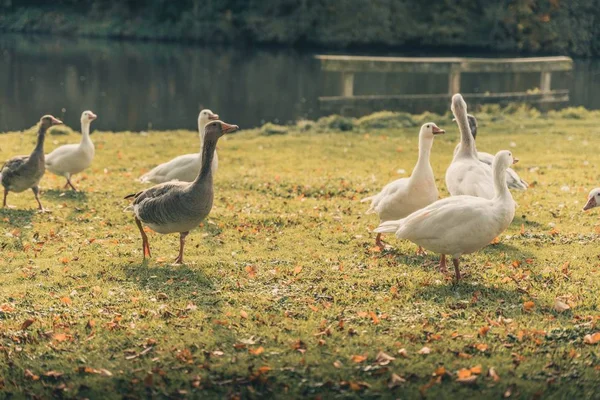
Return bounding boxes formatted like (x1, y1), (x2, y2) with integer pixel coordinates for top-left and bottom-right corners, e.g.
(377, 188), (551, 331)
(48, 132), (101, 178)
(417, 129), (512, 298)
(1, 107), (600, 399)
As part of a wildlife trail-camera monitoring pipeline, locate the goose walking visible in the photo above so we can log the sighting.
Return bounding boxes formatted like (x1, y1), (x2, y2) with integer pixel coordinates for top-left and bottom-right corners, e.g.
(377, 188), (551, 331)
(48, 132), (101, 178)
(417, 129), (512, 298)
(453, 114), (528, 190)
(1, 115), (63, 210)
(375, 150), (517, 281)
(125, 120), (239, 264)
(361, 123), (445, 252)
(139, 109), (219, 184)
(45, 110), (97, 191)
(583, 189), (600, 211)
(445, 94), (494, 199)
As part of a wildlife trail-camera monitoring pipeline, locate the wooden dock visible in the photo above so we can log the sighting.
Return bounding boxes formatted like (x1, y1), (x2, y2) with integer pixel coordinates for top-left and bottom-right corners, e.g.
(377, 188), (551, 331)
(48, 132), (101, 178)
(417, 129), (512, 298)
(315, 55), (573, 113)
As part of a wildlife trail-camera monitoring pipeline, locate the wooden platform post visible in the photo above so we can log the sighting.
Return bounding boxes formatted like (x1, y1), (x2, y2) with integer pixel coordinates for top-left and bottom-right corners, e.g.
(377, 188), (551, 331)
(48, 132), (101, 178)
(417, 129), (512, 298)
(342, 72), (354, 97)
(448, 66), (461, 95)
(540, 70), (552, 101)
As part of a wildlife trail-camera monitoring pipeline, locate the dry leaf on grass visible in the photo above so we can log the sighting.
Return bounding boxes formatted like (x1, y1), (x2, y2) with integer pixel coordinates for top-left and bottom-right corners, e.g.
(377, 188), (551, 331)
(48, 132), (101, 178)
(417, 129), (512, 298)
(584, 332), (600, 345)
(523, 301), (535, 311)
(554, 299), (571, 312)
(397, 348), (408, 358)
(418, 346), (431, 355)
(21, 318), (35, 330)
(249, 346), (264, 355)
(351, 354), (367, 363)
(375, 351), (395, 365)
(488, 367), (500, 382)
(388, 373), (406, 389)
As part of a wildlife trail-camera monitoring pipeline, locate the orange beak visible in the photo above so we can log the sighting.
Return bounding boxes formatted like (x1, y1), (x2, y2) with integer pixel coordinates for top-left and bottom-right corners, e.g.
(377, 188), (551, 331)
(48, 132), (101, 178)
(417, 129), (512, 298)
(209, 113), (219, 120)
(583, 196), (597, 211)
(221, 122), (239, 134)
(432, 126), (445, 135)
(513, 158), (519, 164)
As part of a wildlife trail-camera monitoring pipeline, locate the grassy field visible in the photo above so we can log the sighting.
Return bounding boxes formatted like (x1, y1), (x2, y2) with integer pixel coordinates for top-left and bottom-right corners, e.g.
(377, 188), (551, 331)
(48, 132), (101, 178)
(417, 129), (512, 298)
(1, 106), (600, 399)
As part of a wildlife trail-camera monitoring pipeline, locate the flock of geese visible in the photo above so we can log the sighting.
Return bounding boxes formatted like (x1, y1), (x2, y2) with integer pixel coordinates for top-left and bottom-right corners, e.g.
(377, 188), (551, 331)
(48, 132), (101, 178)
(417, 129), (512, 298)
(1, 94), (598, 281)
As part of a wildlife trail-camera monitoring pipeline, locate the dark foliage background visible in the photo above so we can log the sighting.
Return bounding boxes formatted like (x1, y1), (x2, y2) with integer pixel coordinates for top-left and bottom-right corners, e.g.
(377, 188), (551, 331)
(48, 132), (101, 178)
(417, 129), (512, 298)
(0, 0), (598, 56)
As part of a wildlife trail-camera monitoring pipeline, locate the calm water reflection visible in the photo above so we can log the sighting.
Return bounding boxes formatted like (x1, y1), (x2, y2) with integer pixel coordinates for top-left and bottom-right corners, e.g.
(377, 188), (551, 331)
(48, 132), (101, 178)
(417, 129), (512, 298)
(0, 35), (599, 132)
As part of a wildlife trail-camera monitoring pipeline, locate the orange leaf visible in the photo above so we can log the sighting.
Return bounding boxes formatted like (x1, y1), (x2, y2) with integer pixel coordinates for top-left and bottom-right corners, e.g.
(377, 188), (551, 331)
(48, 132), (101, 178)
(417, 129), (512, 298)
(257, 366), (271, 374)
(351, 354), (367, 363)
(21, 318), (35, 330)
(470, 365), (482, 374)
(434, 366), (446, 376)
(488, 367), (500, 382)
(60, 297), (72, 305)
(293, 265), (303, 275)
(240, 310), (248, 319)
(478, 326), (490, 337)
(245, 265), (257, 278)
(490, 237), (500, 244)
(475, 343), (488, 352)
(369, 311), (380, 324)
(584, 332), (600, 344)
(457, 369), (472, 379)
(520, 224), (525, 235)
(53, 333), (68, 342)
(523, 301), (535, 311)
(249, 346), (264, 355)
(457, 352), (472, 359)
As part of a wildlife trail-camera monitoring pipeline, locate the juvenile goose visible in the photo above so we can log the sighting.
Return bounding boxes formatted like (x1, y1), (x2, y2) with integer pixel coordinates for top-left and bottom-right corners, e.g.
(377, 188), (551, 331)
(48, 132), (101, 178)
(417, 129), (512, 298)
(45, 110), (97, 191)
(375, 150), (517, 281)
(445, 94), (494, 199)
(139, 109), (219, 184)
(1, 115), (62, 210)
(453, 114), (528, 190)
(125, 120), (239, 264)
(583, 188), (600, 211)
(361, 123), (445, 251)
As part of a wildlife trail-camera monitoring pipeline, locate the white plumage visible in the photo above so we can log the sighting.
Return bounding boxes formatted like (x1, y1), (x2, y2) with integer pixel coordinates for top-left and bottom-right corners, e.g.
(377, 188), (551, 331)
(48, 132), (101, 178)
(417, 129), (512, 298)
(45, 110), (97, 190)
(139, 109), (219, 184)
(375, 150), (517, 281)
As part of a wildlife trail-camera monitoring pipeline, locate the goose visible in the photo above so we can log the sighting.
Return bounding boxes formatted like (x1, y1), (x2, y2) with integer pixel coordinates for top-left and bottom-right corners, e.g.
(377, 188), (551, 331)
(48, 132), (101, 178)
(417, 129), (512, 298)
(1, 115), (63, 210)
(139, 109), (219, 184)
(375, 150), (517, 281)
(453, 114), (528, 190)
(445, 94), (494, 199)
(125, 120), (239, 264)
(361, 123), (445, 251)
(45, 110), (97, 191)
(583, 188), (600, 211)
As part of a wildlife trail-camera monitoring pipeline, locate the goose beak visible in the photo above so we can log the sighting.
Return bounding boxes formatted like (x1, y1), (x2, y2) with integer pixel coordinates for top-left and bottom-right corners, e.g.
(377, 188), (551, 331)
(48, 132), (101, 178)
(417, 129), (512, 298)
(221, 122), (239, 134)
(451, 117), (456, 122)
(432, 126), (445, 135)
(51, 117), (63, 125)
(209, 113), (219, 120)
(89, 113), (97, 121)
(512, 158), (519, 164)
(583, 197), (597, 211)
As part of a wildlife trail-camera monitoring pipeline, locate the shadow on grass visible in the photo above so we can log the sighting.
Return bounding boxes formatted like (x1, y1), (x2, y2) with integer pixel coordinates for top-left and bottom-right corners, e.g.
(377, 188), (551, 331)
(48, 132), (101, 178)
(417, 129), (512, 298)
(43, 189), (88, 202)
(513, 214), (543, 228)
(0, 208), (36, 227)
(482, 242), (536, 259)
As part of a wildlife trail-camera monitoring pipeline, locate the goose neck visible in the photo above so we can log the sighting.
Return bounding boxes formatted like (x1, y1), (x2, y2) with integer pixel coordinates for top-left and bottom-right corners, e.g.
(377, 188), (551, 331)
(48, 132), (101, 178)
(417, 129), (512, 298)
(192, 137), (217, 186)
(493, 160), (511, 200)
(455, 112), (476, 158)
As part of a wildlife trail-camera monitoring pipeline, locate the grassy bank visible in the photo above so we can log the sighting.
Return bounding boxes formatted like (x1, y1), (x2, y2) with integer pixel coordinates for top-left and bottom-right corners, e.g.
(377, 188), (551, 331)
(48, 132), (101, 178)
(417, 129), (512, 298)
(1, 107), (600, 398)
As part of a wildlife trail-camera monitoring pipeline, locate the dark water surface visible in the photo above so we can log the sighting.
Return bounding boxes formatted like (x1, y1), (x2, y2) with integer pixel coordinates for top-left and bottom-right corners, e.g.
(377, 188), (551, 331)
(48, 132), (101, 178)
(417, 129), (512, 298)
(1, 35), (599, 132)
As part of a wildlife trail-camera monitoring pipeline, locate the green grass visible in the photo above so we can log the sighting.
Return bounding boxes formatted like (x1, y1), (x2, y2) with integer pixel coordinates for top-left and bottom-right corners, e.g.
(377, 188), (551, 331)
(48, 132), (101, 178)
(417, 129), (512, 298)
(1, 107), (600, 398)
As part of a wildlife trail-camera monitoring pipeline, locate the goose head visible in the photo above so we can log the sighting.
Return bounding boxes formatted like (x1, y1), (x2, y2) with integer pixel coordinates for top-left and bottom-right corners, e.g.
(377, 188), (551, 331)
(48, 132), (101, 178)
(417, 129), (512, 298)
(204, 120), (239, 143)
(493, 150), (518, 171)
(583, 188), (600, 211)
(40, 115), (63, 130)
(81, 110), (97, 124)
(420, 122), (445, 139)
(450, 93), (468, 117)
(198, 109), (219, 135)
(452, 114), (478, 138)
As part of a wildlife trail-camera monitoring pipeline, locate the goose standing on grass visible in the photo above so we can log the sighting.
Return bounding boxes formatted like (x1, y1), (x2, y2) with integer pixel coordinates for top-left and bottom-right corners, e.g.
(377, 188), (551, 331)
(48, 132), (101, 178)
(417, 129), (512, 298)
(453, 114), (528, 190)
(583, 189), (600, 211)
(361, 123), (445, 252)
(1, 115), (63, 210)
(375, 150), (517, 281)
(446, 94), (494, 199)
(125, 120), (239, 264)
(139, 109), (219, 184)
(45, 110), (97, 191)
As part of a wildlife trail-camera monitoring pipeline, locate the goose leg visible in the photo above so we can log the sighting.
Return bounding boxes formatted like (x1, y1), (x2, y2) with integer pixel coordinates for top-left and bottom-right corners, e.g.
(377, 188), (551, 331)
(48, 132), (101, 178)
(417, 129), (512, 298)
(66, 176), (77, 191)
(174, 231), (189, 264)
(439, 254), (448, 273)
(452, 258), (461, 281)
(134, 217), (151, 259)
(31, 186), (44, 211)
(2, 188), (7, 208)
(375, 233), (385, 248)
(416, 246), (427, 256)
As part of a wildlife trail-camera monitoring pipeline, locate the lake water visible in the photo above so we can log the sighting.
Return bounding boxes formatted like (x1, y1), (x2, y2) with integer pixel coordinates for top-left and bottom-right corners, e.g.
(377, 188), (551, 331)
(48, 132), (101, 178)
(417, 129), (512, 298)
(1, 34), (599, 132)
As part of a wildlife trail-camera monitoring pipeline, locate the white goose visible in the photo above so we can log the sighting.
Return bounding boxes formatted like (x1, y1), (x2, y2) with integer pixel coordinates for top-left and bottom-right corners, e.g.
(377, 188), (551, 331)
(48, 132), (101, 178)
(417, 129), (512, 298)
(583, 188), (600, 211)
(375, 150), (517, 281)
(361, 123), (445, 251)
(445, 94), (494, 199)
(139, 110), (219, 184)
(453, 114), (528, 190)
(45, 111), (97, 191)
